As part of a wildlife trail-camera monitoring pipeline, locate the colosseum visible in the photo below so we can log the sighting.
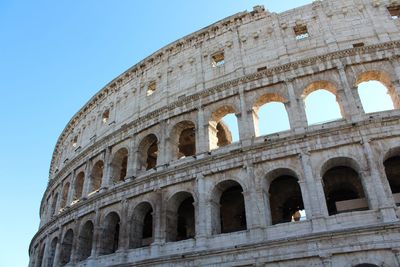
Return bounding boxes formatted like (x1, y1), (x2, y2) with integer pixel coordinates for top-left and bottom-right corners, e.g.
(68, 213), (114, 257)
(29, 0), (400, 266)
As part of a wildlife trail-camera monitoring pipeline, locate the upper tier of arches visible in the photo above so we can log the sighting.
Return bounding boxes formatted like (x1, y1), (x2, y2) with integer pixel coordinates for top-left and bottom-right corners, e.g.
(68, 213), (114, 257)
(49, 0), (400, 178)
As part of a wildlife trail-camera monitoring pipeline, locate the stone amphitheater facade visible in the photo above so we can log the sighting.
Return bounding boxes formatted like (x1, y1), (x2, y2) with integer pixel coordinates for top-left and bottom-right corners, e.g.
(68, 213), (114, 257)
(29, 0), (400, 266)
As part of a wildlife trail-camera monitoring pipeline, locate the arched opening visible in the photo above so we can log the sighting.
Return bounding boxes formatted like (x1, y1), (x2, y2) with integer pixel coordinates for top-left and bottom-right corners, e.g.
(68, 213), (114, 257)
(170, 121), (196, 159)
(356, 71), (398, 112)
(384, 154), (400, 205)
(138, 134), (158, 171)
(47, 237), (57, 267)
(252, 93), (290, 136)
(129, 202), (153, 248)
(36, 243), (45, 267)
(76, 220), (94, 262)
(212, 180), (247, 234)
(99, 212), (120, 255)
(60, 183), (70, 209)
(90, 160), (104, 193)
(50, 193), (58, 217)
(322, 159), (368, 215)
(166, 192), (195, 242)
(111, 148), (128, 183)
(59, 229), (74, 266)
(209, 106), (239, 150)
(74, 172), (85, 200)
(353, 264), (379, 267)
(268, 175), (305, 225)
(303, 82), (343, 125)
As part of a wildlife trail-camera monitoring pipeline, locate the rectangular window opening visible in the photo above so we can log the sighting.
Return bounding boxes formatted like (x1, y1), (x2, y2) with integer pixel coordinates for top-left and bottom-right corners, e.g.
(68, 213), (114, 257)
(147, 81), (156, 96)
(211, 52), (225, 68)
(294, 24), (309, 40)
(388, 5), (400, 19)
(353, 42), (365, 48)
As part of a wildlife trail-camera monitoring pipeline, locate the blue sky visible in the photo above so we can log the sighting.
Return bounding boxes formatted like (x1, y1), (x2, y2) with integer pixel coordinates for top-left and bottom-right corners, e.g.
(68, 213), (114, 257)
(0, 1), (394, 266)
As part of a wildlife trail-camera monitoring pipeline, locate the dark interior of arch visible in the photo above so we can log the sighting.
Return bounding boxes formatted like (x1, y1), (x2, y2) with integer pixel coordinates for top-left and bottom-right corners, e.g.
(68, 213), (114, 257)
(353, 264), (379, 267)
(91, 161), (104, 192)
(269, 175), (304, 225)
(74, 172), (85, 200)
(130, 203), (153, 248)
(167, 193), (195, 242)
(60, 229), (74, 266)
(384, 156), (400, 195)
(220, 185), (247, 233)
(216, 121), (232, 147)
(323, 166), (367, 215)
(99, 213), (120, 255)
(112, 149), (128, 183)
(178, 127), (196, 158)
(47, 238), (57, 267)
(76, 221), (94, 262)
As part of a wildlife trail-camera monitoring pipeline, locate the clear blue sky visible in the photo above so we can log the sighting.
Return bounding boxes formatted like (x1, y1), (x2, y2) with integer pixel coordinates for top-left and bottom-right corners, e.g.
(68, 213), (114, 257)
(0, 1), (393, 266)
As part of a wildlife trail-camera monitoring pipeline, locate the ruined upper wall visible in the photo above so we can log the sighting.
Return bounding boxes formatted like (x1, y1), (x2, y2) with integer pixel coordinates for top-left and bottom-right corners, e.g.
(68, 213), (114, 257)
(49, 0), (400, 178)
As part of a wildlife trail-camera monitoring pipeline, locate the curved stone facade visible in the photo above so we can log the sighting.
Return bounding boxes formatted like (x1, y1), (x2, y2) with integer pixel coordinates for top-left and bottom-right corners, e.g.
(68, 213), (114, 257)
(30, 0), (400, 266)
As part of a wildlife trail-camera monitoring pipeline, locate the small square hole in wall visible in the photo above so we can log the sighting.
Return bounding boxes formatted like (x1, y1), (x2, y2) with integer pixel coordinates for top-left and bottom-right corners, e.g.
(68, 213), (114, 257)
(294, 24), (309, 40)
(211, 52), (225, 67)
(147, 81), (156, 96)
(387, 5), (400, 19)
(102, 109), (110, 124)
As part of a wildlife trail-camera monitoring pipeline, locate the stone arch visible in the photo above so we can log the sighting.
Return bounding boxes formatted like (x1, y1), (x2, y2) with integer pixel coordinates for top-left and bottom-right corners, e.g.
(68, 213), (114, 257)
(321, 157), (368, 215)
(211, 179), (247, 234)
(99, 211), (120, 255)
(129, 201), (154, 248)
(59, 229), (74, 266)
(383, 146), (400, 198)
(74, 172), (85, 200)
(137, 134), (158, 171)
(111, 147), (128, 183)
(355, 70), (398, 111)
(50, 193), (58, 217)
(60, 182), (70, 209)
(47, 237), (57, 267)
(76, 220), (94, 262)
(209, 105), (239, 150)
(252, 93), (290, 136)
(166, 191), (196, 242)
(90, 160), (104, 193)
(302, 81), (344, 125)
(169, 120), (196, 160)
(265, 168), (305, 225)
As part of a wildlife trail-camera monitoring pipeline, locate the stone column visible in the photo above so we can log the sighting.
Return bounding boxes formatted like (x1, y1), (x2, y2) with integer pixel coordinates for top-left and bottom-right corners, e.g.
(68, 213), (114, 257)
(298, 180), (313, 221)
(336, 64), (363, 120)
(157, 120), (169, 167)
(126, 137), (137, 179)
(91, 210), (102, 257)
(238, 86), (256, 144)
(69, 220), (81, 264)
(285, 80), (308, 131)
(195, 173), (209, 239)
(244, 162), (267, 230)
(101, 147), (112, 191)
(66, 173), (75, 206)
(82, 160), (92, 199)
(362, 139), (398, 222)
(52, 235), (62, 267)
(299, 150), (328, 232)
(196, 106), (209, 155)
(117, 200), (130, 251)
